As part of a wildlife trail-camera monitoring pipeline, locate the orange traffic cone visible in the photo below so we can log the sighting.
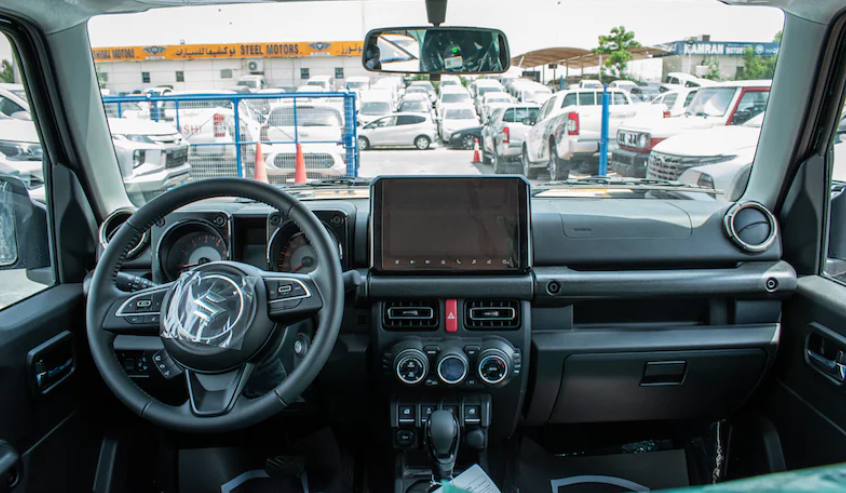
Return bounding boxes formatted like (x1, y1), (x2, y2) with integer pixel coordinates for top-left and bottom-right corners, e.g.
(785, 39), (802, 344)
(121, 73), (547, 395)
(254, 141), (269, 184)
(294, 143), (307, 184)
(472, 138), (481, 163)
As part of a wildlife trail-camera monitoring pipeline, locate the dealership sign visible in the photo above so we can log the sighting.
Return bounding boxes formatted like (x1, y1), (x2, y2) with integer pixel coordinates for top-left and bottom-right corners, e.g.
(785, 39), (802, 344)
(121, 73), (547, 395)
(667, 41), (779, 57)
(92, 41), (364, 62)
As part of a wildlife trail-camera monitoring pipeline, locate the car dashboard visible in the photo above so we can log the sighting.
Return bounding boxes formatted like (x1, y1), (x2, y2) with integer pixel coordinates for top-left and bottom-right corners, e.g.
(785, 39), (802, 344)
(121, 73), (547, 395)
(104, 178), (796, 449)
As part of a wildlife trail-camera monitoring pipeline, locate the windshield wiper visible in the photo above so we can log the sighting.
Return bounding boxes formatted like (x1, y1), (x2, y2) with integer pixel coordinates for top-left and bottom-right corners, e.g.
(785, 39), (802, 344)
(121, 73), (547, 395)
(533, 176), (717, 194)
(283, 176), (372, 189)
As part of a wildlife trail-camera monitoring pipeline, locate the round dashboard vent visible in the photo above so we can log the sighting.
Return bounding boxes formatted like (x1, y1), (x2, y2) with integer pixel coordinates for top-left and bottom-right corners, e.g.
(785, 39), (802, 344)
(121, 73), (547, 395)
(99, 209), (149, 259)
(723, 201), (777, 254)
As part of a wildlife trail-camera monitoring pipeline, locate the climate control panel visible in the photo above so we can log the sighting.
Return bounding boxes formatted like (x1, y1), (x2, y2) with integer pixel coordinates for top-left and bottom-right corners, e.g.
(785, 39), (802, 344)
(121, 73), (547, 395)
(387, 337), (521, 388)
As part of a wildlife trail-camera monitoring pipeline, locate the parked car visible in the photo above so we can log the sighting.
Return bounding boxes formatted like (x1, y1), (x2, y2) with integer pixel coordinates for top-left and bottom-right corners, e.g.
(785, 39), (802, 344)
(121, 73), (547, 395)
(445, 125), (483, 150)
(237, 75), (267, 92)
(609, 80), (638, 92)
(344, 76), (370, 94)
(436, 87), (474, 118)
(373, 77), (405, 107)
(651, 88), (699, 118)
(103, 101), (151, 120)
(163, 90), (262, 160)
(438, 105), (480, 143)
(0, 115), (43, 188)
(522, 88), (646, 179)
(358, 98), (394, 126)
(438, 75), (462, 94)
(405, 85), (435, 105)
(470, 78), (504, 99)
(630, 83), (662, 103)
(0, 84), (30, 120)
(571, 80), (603, 90)
(398, 94), (433, 116)
(611, 80), (772, 177)
(479, 93), (514, 122)
(481, 104), (540, 173)
(305, 75), (335, 92)
(358, 113), (436, 150)
(662, 72), (714, 90)
(108, 118), (191, 200)
(261, 103), (346, 181)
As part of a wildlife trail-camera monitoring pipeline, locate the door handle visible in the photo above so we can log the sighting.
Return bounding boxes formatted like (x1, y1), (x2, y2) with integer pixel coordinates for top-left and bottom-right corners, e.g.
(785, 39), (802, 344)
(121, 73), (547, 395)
(805, 323), (846, 385)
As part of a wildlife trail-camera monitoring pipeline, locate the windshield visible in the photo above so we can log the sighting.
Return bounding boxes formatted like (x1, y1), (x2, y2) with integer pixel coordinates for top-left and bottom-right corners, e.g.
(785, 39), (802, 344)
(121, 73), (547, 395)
(361, 101), (391, 115)
(442, 93), (471, 104)
(445, 108), (476, 120)
(685, 87), (736, 117)
(87, 0), (782, 204)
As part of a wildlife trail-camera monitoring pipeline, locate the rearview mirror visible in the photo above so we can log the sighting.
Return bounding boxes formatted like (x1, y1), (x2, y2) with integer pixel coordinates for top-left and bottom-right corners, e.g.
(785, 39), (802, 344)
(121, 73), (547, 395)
(362, 27), (510, 74)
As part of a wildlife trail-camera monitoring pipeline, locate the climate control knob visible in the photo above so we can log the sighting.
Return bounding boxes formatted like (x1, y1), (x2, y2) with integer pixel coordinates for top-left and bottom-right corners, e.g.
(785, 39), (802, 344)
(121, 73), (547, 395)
(436, 349), (469, 385)
(394, 349), (428, 385)
(478, 349), (510, 385)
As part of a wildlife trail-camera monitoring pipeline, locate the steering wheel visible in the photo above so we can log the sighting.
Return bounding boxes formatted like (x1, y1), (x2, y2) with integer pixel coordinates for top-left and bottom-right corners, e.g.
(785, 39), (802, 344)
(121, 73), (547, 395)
(86, 178), (344, 433)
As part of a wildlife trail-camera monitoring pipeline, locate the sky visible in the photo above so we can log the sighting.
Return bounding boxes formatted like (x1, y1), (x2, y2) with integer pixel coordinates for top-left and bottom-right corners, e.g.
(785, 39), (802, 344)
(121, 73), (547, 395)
(2, 0), (784, 72)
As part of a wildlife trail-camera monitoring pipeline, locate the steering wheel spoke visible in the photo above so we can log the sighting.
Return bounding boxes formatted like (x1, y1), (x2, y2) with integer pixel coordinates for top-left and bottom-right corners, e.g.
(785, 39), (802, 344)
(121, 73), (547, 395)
(262, 272), (324, 325)
(102, 283), (175, 335)
(184, 364), (255, 417)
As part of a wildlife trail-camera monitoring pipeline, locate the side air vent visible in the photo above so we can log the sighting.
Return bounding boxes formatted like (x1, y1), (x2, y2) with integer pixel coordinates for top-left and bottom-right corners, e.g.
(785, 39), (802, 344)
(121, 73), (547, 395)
(383, 300), (439, 330)
(723, 201), (777, 254)
(99, 209), (149, 259)
(464, 300), (520, 330)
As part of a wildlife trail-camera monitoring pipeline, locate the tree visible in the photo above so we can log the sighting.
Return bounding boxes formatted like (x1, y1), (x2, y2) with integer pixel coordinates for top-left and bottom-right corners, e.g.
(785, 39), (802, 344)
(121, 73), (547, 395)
(0, 60), (14, 83)
(593, 26), (641, 81)
(703, 57), (721, 81)
(736, 31), (781, 81)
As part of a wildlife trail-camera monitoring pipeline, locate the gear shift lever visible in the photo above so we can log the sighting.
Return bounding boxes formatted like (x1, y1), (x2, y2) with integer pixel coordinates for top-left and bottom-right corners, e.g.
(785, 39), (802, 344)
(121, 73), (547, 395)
(426, 410), (460, 482)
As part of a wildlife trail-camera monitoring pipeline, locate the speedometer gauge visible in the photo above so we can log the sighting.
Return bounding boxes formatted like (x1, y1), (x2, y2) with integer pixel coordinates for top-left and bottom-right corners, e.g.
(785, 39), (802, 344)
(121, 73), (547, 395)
(160, 222), (229, 281)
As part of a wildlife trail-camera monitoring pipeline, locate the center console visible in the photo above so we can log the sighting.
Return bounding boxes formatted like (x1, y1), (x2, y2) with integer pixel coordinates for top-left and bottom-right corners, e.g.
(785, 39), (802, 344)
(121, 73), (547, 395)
(368, 177), (532, 491)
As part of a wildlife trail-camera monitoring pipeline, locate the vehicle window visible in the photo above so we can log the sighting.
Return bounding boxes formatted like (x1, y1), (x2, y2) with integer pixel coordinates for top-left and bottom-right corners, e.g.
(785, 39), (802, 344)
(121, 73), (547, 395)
(444, 108), (475, 120)
(268, 107), (342, 127)
(396, 115), (424, 125)
(375, 116), (396, 128)
(684, 91), (698, 107)
(578, 92), (596, 106)
(89, 2), (782, 205)
(561, 93), (577, 108)
(361, 101), (391, 115)
(0, 36), (55, 310)
(826, 110), (846, 283)
(504, 107), (539, 123)
(731, 90), (770, 125)
(442, 93), (471, 104)
(0, 96), (24, 117)
(686, 87), (737, 117)
(664, 94), (678, 107)
(652, 95), (664, 105)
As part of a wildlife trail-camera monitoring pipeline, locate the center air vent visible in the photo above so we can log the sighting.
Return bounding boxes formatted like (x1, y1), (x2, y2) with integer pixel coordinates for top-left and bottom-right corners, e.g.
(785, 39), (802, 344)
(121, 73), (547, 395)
(723, 201), (777, 254)
(464, 300), (520, 330)
(383, 300), (439, 330)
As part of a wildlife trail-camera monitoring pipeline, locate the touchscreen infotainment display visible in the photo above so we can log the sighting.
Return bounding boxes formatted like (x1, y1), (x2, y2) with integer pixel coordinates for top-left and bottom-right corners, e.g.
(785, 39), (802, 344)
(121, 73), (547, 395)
(371, 177), (530, 272)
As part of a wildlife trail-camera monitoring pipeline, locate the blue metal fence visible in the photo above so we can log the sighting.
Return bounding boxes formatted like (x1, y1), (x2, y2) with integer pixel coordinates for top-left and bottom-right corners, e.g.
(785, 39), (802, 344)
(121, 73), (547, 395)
(102, 91), (358, 183)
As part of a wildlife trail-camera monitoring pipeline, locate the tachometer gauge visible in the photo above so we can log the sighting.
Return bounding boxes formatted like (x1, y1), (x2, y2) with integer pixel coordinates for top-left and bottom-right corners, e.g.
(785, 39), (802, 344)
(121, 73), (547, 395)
(269, 222), (341, 273)
(278, 232), (318, 273)
(160, 223), (229, 281)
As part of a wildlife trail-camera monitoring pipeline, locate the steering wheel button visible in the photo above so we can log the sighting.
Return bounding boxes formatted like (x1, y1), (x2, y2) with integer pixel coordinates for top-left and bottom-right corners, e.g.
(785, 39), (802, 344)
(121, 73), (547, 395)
(278, 284), (293, 295)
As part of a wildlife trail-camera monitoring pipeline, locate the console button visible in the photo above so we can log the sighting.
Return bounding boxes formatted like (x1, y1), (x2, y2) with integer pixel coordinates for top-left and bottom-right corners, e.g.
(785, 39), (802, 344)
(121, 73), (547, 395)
(464, 345), (481, 357)
(423, 345), (441, 358)
(478, 349), (510, 385)
(443, 405), (459, 416)
(436, 349), (469, 385)
(445, 299), (458, 332)
(396, 429), (415, 448)
(464, 405), (481, 424)
(421, 404), (438, 418)
(398, 405), (416, 424)
(394, 349), (428, 385)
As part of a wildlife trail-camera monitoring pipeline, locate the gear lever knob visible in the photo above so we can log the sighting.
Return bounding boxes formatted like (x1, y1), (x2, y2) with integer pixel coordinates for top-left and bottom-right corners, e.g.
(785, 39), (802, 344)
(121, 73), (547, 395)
(426, 410), (460, 481)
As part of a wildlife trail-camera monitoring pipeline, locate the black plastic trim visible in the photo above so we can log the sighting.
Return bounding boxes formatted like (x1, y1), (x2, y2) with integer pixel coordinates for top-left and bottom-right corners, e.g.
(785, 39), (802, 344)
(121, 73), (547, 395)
(368, 273), (534, 299)
(534, 261), (796, 304)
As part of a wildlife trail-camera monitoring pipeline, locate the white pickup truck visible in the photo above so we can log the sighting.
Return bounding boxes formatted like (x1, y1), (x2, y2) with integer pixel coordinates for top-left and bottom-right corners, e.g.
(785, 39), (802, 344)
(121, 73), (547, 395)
(521, 88), (657, 180)
(611, 80), (771, 178)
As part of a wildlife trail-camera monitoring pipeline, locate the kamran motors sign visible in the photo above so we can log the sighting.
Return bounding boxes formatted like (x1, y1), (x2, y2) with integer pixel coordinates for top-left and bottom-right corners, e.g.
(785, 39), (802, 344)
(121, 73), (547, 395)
(664, 41), (780, 57)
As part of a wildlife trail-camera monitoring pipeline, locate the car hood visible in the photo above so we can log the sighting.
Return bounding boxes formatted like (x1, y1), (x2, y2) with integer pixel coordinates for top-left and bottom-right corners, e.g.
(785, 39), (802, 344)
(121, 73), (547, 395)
(0, 118), (38, 144)
(622, 115), (728, 136)
(443, 119), (479, 128)
(652, 125), (762, 157)
(107, 118), (179, 136)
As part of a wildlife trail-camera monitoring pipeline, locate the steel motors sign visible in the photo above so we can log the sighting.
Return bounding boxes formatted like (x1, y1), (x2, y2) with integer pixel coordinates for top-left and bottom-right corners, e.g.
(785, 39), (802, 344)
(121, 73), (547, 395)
(666, 41), (779, 57)
(92, 41), (364, 62)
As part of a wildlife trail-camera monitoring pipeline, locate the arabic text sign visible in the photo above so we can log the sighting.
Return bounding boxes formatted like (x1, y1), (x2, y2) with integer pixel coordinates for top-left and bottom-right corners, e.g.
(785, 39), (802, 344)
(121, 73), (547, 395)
(92, 41), (364, 62)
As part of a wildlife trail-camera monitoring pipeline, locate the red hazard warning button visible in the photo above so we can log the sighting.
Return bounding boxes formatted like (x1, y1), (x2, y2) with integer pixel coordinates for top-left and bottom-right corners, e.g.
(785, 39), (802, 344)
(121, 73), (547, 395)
(445, 299), (458, 332)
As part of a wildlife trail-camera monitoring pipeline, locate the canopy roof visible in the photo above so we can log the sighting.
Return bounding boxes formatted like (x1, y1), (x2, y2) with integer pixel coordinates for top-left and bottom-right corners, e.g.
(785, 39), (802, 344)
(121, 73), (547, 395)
(511, 46), (668, 69)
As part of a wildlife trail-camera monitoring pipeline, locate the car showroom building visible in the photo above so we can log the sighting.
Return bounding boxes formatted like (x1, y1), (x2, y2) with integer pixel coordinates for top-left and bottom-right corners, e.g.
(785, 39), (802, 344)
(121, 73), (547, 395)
(92, 41), (368, 92)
